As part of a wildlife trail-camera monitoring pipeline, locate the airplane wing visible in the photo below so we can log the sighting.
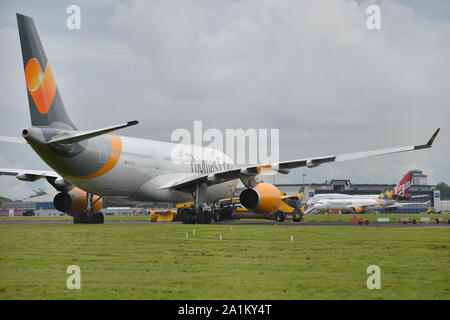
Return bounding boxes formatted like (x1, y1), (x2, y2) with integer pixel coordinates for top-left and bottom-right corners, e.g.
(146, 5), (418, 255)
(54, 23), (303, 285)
(386, 201), (431, 209)
(0, 168), (61, 181)
(410, 195), (430, 199)
(160, 128), (440, 191)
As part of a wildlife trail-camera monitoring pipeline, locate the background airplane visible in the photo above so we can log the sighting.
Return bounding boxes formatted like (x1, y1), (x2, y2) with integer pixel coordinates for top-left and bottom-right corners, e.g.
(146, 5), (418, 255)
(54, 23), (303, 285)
(302, 171), (429, 214)
(0, 14), (440, 224)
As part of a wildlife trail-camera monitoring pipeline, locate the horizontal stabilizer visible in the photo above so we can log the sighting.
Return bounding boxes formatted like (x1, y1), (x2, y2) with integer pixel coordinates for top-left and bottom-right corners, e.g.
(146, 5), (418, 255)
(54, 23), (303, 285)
(46, 120), (138, 144)
(0, 136), (26, 144)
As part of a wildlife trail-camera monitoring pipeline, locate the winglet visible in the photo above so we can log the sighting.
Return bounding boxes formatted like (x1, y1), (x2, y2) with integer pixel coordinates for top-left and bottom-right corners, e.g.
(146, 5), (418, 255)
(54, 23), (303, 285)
(426, 128), (440, 146)
(414, 128), (440, 150)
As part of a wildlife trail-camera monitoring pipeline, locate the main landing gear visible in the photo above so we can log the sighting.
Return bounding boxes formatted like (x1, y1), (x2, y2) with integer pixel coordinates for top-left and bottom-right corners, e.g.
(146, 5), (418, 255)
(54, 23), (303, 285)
(73, 212), (104, 224)
(181, 206), (213, 224)
(73, 192), (104, 224)
(181, 182), (214, 224)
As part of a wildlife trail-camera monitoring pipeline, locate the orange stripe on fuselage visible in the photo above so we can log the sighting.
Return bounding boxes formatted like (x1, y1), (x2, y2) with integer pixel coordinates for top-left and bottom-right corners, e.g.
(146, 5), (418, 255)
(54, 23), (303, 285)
(78, 135), (122, 179)
(374, 199), (384, 207)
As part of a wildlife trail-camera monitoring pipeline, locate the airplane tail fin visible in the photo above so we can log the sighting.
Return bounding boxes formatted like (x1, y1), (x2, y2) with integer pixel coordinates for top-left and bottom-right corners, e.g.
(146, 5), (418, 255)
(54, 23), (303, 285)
(17, 13), (77, 130)
(379, 189), (392, 199)
(392, 171), (413, 197)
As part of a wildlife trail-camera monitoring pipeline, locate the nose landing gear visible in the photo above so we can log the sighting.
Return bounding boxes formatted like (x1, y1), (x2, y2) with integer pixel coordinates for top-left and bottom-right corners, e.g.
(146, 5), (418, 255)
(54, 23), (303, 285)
(73, 192), (104, 224)
(73, 211), (104, 224)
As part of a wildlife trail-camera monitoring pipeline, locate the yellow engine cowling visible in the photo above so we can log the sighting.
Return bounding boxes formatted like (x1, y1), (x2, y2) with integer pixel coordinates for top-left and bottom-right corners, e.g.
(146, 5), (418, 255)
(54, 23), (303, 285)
(352, 206), (363, 213)
(53, 187), (102, 216)
(239, 183), (282, 214)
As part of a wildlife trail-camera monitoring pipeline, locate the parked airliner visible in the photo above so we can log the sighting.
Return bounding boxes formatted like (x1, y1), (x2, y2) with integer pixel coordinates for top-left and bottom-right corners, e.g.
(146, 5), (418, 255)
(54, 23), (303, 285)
(302, 171), (427, 214)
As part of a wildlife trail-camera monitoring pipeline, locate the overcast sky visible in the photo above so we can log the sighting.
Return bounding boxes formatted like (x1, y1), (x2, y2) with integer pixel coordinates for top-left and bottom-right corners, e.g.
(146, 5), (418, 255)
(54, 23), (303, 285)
(0, 0), (449, 200)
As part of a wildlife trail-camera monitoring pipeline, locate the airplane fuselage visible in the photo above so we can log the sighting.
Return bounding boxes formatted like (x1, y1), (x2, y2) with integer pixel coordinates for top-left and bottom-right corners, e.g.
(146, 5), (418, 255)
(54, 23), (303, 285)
(311, 198), (395, 213)
(24, 126), (238, 203)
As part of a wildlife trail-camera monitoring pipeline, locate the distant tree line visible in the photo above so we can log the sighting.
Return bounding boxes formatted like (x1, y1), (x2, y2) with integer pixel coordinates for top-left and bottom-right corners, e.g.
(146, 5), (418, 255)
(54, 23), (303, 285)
(435, 182), (450, 200)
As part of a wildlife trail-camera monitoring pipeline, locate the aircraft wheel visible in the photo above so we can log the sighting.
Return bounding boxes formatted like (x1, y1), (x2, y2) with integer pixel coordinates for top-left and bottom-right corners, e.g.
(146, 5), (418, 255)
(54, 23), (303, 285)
(276, 211), (285, 222)
(195, 212), (203, 224)
(182, 209), (190, 224)
(204, 211), (212, 224)
(86, 212), (96, 224)
(78, 213), (88, 224)
(213, 210), (221, 222)
(189, 210), (196, 224)
(97, 212), (104, 224)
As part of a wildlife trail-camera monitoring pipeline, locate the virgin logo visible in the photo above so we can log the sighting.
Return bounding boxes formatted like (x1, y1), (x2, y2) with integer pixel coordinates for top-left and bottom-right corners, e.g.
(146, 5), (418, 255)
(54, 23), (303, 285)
(394, 181), (411, 194)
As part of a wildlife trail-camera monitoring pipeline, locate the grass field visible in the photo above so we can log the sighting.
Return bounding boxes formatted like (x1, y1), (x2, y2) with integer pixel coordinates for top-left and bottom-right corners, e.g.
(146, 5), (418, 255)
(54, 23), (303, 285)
(0, 223), (449, 299)
(1, 213), (449, 223)
(302, 213), (450, 223)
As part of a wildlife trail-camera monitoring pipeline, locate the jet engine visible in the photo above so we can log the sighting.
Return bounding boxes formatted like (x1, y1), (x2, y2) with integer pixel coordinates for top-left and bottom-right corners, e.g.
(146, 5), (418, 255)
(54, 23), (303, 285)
(313, 203), (329, 212)
(239, 183), (282, 214)
(53, 187), (102, 216)
(352, 206), (363, 213)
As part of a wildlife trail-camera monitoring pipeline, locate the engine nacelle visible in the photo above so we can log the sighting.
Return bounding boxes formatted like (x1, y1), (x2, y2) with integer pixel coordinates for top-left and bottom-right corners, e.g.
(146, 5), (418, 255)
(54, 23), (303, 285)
(239, 183), (282, 214)
(314, 204), (328, 212)
(53, 187), (102, 216)
(352, 206), (363, 213)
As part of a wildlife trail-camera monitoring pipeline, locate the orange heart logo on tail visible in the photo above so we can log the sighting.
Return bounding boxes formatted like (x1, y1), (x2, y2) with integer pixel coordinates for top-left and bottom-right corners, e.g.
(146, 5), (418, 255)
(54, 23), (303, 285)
(25, 58), (56, 115)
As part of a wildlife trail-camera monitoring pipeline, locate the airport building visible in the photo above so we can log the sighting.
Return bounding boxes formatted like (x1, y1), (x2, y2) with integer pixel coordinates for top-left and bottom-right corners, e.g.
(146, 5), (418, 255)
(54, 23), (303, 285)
(0, 192), (61, 216)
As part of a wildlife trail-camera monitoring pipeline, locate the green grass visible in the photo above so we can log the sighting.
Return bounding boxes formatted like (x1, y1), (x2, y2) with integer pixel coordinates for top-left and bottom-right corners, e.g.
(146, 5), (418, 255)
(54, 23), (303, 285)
(0, 215), (150, 222)
(1, 213), (448, 224)
(301, 213), (450, 223)
(0, 224), (449, 299)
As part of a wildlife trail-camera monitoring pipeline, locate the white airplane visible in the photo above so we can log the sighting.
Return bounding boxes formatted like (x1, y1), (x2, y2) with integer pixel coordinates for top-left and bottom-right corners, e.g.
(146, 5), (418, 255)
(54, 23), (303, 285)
(0, 14), (440, 224)
(302, 171), (429, 214)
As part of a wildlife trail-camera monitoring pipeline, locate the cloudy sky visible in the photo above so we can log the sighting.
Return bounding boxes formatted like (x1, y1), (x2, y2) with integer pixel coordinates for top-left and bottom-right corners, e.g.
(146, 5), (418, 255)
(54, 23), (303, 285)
(0, 0), (449, 199)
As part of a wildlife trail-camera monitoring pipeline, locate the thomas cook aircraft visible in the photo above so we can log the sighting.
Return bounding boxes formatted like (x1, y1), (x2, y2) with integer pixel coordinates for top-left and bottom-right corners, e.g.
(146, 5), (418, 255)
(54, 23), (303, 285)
(0, 14), (440, 224)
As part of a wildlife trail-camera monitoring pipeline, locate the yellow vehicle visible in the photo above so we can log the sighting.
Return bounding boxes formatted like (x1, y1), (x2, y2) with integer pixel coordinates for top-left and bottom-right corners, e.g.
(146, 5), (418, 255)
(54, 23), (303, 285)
(217, 193), (303, 222)
(218, 198), (241, 207)
(278, 194), (303, 222)
(176, 202), (194, 209)
(150, 208), (177, 222)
